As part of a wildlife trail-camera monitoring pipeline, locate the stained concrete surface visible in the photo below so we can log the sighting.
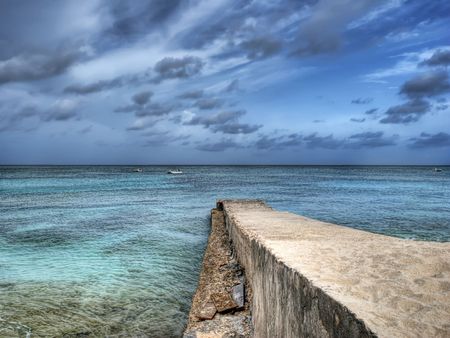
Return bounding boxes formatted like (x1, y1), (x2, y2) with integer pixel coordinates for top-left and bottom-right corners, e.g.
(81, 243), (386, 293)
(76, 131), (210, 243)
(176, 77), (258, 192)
(220, 200), (450, 338)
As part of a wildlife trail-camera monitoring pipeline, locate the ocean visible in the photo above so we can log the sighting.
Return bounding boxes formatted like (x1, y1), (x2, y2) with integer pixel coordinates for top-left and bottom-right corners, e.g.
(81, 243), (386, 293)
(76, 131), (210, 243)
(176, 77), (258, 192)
(1, 166), (449, 337)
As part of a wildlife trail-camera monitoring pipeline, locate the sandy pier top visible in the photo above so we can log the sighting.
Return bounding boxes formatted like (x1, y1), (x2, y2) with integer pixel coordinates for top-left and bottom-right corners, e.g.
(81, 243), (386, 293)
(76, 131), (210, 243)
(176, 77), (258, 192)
(221, 200), (450, 338)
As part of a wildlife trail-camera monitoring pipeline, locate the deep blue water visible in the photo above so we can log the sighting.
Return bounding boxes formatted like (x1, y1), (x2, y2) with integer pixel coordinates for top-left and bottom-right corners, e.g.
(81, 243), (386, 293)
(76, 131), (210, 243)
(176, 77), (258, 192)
(1, 166), (449, 337)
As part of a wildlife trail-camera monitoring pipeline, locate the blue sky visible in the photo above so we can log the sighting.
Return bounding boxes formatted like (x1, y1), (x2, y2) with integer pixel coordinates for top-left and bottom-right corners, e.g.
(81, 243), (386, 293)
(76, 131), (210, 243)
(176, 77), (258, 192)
(0, 0), (449, 164)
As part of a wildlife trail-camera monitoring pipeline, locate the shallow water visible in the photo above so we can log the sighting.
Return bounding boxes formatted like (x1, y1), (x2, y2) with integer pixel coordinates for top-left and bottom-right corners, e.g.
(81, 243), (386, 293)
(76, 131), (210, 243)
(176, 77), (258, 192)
(1, 166), (449, 337)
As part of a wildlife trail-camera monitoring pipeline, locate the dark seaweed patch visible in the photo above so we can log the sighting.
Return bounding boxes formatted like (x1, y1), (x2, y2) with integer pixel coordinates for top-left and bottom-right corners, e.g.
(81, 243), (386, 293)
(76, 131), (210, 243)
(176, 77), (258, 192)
(5, 227), (83, 247)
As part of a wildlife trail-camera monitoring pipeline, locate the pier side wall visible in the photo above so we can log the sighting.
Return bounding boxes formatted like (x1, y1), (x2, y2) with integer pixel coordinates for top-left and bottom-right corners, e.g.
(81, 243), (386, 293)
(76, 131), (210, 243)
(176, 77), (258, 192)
(217, 200), (450, 338)
(219, 201), (375, 338)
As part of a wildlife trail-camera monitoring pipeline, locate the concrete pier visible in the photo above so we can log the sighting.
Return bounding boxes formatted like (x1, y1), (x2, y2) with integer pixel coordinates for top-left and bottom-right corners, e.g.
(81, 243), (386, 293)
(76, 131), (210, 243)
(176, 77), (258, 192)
(215, 200), (450, 337)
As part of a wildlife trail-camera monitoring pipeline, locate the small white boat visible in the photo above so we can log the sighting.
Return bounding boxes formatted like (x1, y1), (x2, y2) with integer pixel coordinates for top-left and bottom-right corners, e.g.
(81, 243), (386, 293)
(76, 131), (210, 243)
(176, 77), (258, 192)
(168, 169), (183, 175)
(133, 168), (143, 173)
(434, 168), (443, 172)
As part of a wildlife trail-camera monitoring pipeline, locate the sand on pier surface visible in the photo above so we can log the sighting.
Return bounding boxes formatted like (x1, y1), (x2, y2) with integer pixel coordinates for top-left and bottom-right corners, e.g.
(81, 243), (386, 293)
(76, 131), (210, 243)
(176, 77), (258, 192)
(223, 200), (450, 338)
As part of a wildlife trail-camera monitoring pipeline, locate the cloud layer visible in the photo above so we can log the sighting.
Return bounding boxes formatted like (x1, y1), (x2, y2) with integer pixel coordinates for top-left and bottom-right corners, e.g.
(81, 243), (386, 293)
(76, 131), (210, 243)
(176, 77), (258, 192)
(0, 0), (449, 164)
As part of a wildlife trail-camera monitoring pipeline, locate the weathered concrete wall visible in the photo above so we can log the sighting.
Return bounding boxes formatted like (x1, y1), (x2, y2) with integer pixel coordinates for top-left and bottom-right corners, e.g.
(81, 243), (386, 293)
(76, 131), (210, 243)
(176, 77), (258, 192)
(218, 200), (450, 338)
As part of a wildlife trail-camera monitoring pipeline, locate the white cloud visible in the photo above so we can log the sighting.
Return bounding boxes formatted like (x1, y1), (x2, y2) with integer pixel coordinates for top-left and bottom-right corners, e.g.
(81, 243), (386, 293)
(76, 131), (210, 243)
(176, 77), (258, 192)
(167, 0), (229, 39)
(362, 45), (450, 82)
(348, 0), (405, 29)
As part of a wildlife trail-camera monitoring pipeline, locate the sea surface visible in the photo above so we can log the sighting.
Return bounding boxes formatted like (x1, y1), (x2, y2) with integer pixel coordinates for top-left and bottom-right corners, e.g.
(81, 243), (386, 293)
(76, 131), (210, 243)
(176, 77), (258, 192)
(1, 166), (449, 337)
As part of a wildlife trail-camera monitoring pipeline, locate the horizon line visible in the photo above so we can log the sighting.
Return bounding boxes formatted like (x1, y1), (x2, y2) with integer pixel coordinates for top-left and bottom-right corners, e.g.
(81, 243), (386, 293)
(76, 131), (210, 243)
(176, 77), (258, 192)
(1, 164), (449, 167)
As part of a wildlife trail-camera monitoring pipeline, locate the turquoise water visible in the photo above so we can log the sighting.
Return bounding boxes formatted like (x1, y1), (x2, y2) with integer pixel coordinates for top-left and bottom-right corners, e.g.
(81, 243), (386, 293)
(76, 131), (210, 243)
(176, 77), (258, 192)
(1, 166), (449, 337)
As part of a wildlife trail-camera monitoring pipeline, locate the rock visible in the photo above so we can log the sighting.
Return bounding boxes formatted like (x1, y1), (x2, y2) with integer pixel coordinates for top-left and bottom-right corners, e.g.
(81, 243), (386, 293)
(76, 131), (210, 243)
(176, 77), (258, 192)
(211, 291), (237, 313)
(238, 275), (245, 284)
(196, 332), (226, 338)
(223, 332), (244, 338)
(232, 284), (245, 310)
(197, 301), (217, 320)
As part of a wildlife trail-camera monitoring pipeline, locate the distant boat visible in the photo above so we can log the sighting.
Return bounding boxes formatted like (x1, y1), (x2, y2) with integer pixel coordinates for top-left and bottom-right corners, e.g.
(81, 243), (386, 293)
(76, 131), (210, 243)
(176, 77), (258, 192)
(168, 169), (183, 175)
(434, 168), (443, 172)
(133, 168), (143, 173)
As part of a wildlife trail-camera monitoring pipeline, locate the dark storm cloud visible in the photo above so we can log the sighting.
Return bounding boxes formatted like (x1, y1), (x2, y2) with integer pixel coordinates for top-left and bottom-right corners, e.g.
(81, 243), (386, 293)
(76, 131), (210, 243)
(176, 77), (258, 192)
(180, 0), (374, 63)
(6, 106), (37, 123)
(409, 132), (450, 148)
(65, 72), (153, 96)
(364, 108), (378, 115)
(115, 91), (159, 114)
(283, 134), (305, 148)
(184, 110), (259, 134)
(436, 104), (448, 111)
(379, 70), (449, 125)
(0, 1), (99, 61)
(255, 135), (284, 150)
(351, 97), (373, 104)
(303, 133), (343, 149)
(184, 110), (246, 128)
(293, 0), (383, 56)
(134, 103), (174, 117)
(350, 118), (366, 123)
(0, 1), (90, 83)
(419, 49), (450, 67)
(194, 98), (223, 110)
(196, 139), (241, 152)
(177, 0), (383, 59)
(177, 0), (381, 59)
(132, 90), (153, 105)
(255, 133), (303, 150)
(140, 130), (189, 147)
(255, 131), (397, 150)
(240, 36), (282, 60)
(1, 100), (79, 131)
(64, 78), (125, 95)
(0, 106), (37, 132)
(347, 131), (396, 148)
(115, 92), (176, 117)
(212, 123), (261, 134)
(400, 70), (450, 99)
(41, 100), (80, 122)
(0, 52), (80, 85)
(178, 90), (204, 99)
(42, 109), (78, 122)
(380, 99), (431, 124)
(154, 56), (203, 81)
(176, 0), (306, 51)
(103, 0), (184, 43)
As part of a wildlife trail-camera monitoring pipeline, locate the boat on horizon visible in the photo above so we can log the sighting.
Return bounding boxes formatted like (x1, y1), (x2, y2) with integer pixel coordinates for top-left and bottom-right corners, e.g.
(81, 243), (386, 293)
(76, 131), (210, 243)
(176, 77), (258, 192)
(434, 168), (443, 172)
(133, 168), (143, 172)
(168, 169), (183, 175)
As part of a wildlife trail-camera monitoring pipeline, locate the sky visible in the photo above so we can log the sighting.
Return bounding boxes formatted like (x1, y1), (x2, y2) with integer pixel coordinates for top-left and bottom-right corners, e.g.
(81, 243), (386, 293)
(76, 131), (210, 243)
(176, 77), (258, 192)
(0, 0), (449, 165)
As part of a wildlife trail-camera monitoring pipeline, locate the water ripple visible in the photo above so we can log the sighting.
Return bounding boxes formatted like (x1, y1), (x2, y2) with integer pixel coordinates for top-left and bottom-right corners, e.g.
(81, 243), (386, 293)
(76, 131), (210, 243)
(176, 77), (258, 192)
(1, 165), (449, 336)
